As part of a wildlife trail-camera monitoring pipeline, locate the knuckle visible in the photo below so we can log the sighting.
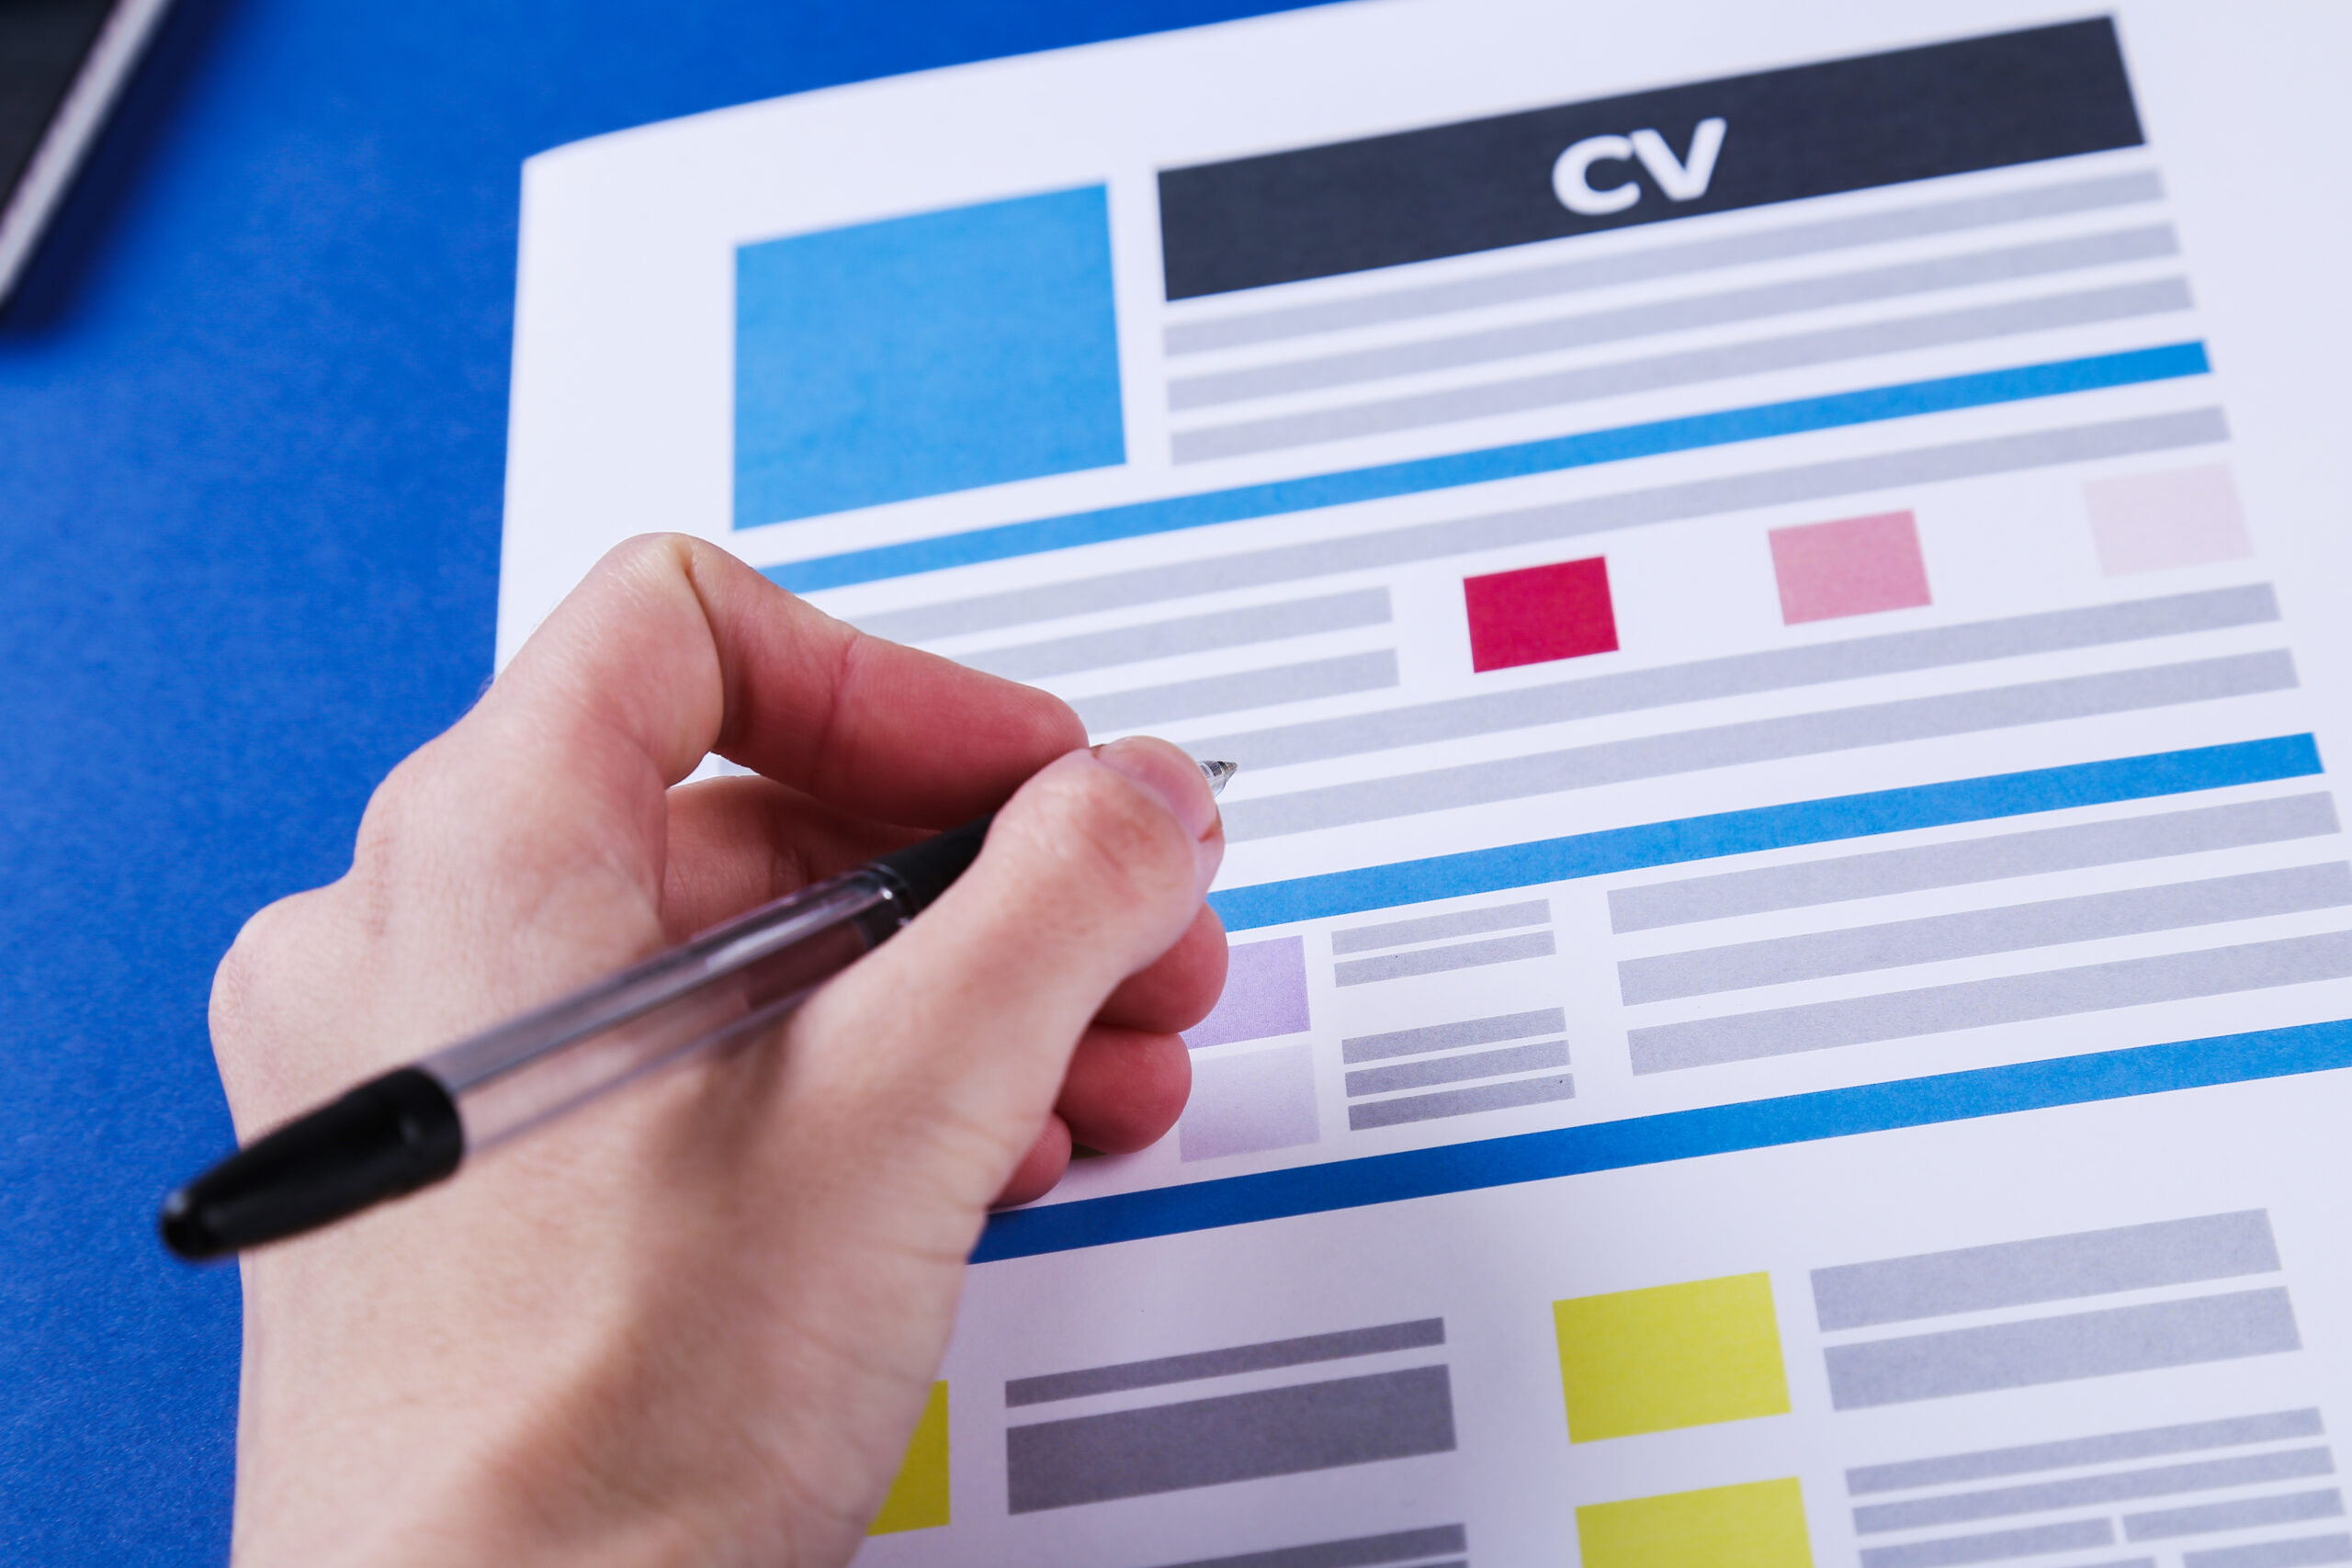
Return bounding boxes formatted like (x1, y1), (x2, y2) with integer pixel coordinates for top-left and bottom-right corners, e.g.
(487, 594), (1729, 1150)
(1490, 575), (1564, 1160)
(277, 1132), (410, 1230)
(208, 890), (326, 1066)
(351, 750), (431, 860)
(209, 878), (387, 1122)
(213, 893), (307, 998)
(207, 916), (270, 1039)
(346, 741), (467, 895)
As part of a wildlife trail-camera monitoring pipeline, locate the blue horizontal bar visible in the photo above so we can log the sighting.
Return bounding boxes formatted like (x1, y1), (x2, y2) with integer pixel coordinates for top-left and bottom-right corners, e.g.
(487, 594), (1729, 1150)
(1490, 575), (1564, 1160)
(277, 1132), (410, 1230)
(768, 343), (2210, 592)
(974, 1014), (2352, 1263)
(1208, 735), (2323, 931)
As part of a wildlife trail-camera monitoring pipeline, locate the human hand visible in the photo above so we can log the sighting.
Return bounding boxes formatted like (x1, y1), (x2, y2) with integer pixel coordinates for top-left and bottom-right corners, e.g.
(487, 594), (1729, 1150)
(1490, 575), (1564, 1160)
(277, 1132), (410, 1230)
(208, 536), (1226, 1567)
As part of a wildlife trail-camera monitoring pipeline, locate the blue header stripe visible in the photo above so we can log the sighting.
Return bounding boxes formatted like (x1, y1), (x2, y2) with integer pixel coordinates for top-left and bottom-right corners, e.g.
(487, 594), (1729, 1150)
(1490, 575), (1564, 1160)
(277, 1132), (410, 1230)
(973, 1016), (2352, 1263)
(1208, 735), (2323, 931)
(767, 343), (2211, 592)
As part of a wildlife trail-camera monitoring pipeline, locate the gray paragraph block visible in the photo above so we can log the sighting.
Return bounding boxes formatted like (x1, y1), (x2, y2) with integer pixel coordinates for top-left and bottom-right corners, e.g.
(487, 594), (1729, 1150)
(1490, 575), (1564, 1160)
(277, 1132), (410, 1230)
(1144, 1524), (1469, 1568)
(1072, 649), (1396, 733)
(1613, 793), (2339, 932)
(1815, 1211), (2280, 1329)
(1859, 1518), (2115, 1568)
(1825, 1288), (2301, 1410)
(1629, 929), (2352, 1075)
(2127, 1489), (2346, 1541)
(2184, 1533), (2352, 1568)
(1618, 863), (2352, 1003)
(1176, 279), (2190, 461)
(1347, 1038), (1568, 1097)
(962, 588), (1391, 680)
(1007, 1317), (1444, 1407)
(1004, 1364), (1456, 1512)
(1227, 651), (2295, 841)
(1336, 931), (1555, 986)
(1855, 1448), (2335, 1533)
(1346, 1074), (1575, 1130)
(1334, 898), (1549, 954)
(1849, 1409), (2325, 1495)
(1341, 1008), (1566, 1065)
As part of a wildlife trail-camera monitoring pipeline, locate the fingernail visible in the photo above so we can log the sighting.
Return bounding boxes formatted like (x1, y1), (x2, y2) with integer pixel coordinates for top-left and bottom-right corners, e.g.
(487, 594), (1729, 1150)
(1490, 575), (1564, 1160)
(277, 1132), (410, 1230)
(1094, 737), (1218, 841)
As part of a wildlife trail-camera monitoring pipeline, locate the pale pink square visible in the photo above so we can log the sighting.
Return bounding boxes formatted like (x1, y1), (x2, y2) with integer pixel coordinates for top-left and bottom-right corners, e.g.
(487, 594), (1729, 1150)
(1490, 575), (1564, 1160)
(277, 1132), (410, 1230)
(2084, 463), (2253, 575)
(1769, 510), (1932, 625)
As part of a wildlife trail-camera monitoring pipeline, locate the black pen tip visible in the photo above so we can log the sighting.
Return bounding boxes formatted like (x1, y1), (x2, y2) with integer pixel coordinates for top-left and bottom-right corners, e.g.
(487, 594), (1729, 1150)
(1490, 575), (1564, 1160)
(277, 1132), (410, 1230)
(154, 1066), (464, 1262)
(158, 1184), (224, 1262)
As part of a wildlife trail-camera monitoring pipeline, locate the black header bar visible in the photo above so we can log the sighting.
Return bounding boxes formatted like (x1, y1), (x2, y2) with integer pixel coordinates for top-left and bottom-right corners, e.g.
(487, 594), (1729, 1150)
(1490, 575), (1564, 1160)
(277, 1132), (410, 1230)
(1159, 18), (2143, 300)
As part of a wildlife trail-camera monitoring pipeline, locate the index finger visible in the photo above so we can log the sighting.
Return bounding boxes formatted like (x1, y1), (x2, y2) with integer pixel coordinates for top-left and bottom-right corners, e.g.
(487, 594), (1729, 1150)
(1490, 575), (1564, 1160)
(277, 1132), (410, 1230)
(500, 534), (1085, 827)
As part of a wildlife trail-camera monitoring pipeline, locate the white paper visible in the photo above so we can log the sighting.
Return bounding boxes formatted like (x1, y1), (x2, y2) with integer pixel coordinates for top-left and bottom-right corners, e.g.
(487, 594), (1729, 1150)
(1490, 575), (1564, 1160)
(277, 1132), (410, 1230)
(501, 6), (2352, 1563)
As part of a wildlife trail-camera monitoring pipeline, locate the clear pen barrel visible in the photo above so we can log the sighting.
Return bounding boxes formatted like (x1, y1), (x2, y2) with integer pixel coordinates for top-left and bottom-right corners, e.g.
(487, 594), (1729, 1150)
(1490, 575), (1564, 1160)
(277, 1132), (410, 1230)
(420, 869), (905, 1152)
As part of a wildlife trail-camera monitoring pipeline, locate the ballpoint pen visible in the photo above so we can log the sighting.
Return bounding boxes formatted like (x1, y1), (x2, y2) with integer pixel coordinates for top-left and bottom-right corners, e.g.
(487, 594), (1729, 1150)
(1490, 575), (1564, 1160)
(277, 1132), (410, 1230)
(159, 758), (1238, 1261)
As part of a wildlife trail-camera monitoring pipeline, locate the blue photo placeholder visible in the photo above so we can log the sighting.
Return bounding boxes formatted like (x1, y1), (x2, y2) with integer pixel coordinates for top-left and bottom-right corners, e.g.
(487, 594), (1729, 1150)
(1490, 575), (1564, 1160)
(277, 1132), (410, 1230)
(733, 184), (1126, 529)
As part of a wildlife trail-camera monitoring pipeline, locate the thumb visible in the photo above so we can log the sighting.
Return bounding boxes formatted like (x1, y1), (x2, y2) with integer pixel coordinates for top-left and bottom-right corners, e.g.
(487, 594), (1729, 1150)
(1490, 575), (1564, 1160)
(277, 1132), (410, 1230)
(771, 736), (1220, 1227)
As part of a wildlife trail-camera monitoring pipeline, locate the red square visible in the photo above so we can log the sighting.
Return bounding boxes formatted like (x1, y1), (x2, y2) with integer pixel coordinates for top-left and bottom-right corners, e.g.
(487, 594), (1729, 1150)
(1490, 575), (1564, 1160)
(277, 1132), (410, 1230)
(1464, 557), (1619, 672)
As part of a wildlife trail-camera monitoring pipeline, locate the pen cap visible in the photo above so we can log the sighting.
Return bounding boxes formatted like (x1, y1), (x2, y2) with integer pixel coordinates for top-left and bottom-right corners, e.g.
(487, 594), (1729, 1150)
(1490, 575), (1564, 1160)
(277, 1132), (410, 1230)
(868, 814), (992, 918)
(159, 1067), (463, 1260)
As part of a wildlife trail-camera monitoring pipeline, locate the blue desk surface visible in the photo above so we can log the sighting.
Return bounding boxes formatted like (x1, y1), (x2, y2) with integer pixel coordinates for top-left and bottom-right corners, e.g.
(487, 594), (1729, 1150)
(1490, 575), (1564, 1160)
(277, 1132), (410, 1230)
(0, 2), (1302, 1557)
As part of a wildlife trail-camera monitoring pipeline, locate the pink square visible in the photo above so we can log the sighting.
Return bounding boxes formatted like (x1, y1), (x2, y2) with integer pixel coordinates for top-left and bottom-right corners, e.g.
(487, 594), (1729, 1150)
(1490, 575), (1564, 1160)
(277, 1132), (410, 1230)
(2084, 463), (2253, 576)
(1769, 510), (1932, 625)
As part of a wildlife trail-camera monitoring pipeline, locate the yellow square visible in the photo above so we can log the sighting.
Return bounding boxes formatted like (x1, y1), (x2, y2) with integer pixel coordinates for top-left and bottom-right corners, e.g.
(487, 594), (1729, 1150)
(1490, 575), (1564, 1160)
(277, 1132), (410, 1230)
(868, 1381), (950, 1535)
(1553, 1271), (1789, 1441)
(1577, 1477), (1812, 1568)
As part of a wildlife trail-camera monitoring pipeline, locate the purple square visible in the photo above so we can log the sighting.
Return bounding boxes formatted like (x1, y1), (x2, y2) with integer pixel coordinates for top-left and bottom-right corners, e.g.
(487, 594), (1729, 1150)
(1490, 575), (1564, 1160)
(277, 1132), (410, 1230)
(1182, 935), (1310, 1048)
(1179, 1043), (1319, 1161)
